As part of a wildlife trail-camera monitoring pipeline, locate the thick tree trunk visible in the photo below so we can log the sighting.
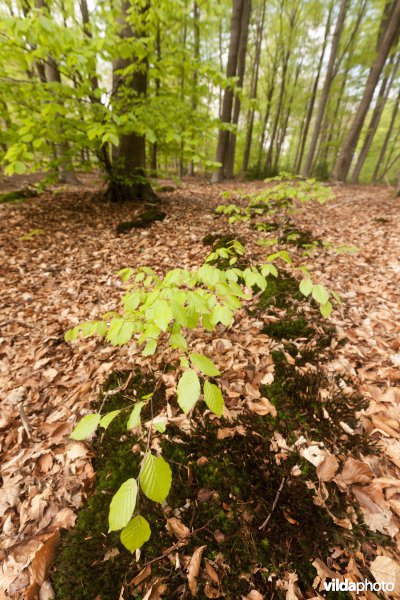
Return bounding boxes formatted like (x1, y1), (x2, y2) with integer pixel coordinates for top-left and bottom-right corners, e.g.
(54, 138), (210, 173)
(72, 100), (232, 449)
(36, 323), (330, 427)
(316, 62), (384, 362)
(332, 0), (400, 181)
(108, 1), (155, 202)
(351, 53), (399, 183)
(302, 0), (349, 177)
(225, 0), (251, 178)
(211, 0), (245, 183)
(372, 86), (400, 182)
(240, 0), (266, 175)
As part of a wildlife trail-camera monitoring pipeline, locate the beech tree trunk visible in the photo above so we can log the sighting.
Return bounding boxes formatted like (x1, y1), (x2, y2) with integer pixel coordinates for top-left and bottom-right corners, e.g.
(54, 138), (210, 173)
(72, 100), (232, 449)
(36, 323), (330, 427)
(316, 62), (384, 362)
(293, 2), (333, 173)
(107, 1), (155, 202)
(332, 0), (400, 181)
(240, 0), (266, 175)
(351, 53), (399, 183)
(372, 86), (400, 182)
(302, 0), (349, 177)
(188, 1), (200, 177)
(211, 0), (246, 183)
(225, 0), (251, 178)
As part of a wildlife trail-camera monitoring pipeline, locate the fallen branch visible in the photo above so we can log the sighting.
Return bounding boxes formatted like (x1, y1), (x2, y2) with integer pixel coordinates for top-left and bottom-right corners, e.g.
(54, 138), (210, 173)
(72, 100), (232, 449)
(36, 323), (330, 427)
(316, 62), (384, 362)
(259, 477), (286, 531)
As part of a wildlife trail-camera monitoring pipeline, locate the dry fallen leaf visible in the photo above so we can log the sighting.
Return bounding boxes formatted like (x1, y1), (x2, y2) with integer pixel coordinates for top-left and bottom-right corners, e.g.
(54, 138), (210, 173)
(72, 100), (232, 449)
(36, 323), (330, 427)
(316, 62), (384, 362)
(247, 397), (277, 417)
(187, 545), (206, 596)
(340, 458), (374, 485)
(166, 517), (190, 541)
(317, 455), (339, 482)
(31, 530), (60, 586)
(370, 555), (400, 595)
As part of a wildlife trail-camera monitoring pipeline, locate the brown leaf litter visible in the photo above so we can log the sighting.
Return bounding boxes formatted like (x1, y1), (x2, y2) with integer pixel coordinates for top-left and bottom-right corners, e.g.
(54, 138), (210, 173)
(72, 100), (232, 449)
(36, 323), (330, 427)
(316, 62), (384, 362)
(1, 179), (400, 598)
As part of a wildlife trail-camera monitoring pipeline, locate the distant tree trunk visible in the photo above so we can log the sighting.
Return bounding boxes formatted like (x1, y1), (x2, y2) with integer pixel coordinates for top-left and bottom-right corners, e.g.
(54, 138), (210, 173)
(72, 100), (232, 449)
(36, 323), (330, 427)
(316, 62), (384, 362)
(241, 0), (266, 175)
(332, 0), (400, 181)
(293, 1), (333, 173)
(211, 0), (246, 183)
(372, 86), (400, 182)
(302, 0), (349, 177)
(45, 56), (79, 184)
(150, 22), (161, 176)
(225, 0), (251, 178)
(188, 0), (200, 177)
(107, 0), (155, 202)
(257, 51), (278, 171)
(351, 53), (400, 183)
(274, 58), (302, 172)
(179, 4), (188, 179)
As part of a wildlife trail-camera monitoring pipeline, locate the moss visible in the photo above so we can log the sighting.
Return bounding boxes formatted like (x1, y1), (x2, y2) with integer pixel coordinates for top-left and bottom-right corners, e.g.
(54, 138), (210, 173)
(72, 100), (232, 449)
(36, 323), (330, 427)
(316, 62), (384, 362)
(257, 273), (303, 311)
(52, 358), (384, 599)
(52, 370), (166, 600)
(0, 188), (38, 203)
(262, 316), (313, 340)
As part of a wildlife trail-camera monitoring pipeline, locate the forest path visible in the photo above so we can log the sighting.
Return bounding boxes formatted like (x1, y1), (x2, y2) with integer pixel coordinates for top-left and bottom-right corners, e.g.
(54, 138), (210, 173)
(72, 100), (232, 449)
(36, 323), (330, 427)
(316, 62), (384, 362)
(1, 181), (399, 597)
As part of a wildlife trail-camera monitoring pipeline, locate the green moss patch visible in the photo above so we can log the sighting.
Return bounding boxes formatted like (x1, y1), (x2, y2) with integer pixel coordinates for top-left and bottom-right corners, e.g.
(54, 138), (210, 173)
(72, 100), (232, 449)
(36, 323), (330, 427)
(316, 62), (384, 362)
(116, 207), (166, 233)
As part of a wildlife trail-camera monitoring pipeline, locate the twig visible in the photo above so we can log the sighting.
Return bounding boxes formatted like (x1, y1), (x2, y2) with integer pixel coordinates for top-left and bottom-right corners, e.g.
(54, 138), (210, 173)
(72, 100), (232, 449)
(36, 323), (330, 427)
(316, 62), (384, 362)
(259, 477), (286, 531)
(18, 405), (32, 439)
(137, 513), (222, 570)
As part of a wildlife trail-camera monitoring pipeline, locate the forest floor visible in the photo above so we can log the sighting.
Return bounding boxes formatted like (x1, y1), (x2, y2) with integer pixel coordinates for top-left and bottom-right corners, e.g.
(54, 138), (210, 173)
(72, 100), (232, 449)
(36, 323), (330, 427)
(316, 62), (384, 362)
(1, 177), (400, 599)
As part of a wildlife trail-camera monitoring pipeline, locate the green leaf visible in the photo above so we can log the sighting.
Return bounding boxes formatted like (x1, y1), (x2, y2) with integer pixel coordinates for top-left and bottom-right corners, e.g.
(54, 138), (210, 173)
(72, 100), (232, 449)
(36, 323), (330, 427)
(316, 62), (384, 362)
(189, 353), (220, 376)
(127, 402), (144, 430)
(153, 416), (168, 433)
(70, 414), (100, 440)
(100, 410), (121, 429)
(299, 277), (313, 297)
(107, 319), (134, 346)
(120, 515), (151, 552)
(140, 454), (172, 503)
(320, 300), (333, 317)
(169, 333), (188, 351)
(151, 300), (172, 331)
(331, 290), (342, 306)
(312, 284), (330, 305)
(142, 339), (157, 356)
(177, 369), (201, 413)
(203, 381), (224, 417)
(109, 478), (138, 531)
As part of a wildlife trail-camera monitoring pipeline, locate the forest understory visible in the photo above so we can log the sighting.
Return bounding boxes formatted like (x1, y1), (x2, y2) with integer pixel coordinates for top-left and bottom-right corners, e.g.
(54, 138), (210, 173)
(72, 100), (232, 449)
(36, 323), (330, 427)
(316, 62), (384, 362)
(1, 178), (400, 599)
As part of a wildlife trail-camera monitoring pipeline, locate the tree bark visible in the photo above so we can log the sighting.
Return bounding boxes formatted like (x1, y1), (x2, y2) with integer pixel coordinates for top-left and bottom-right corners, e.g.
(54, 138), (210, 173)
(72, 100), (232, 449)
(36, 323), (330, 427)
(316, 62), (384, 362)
(302, 0), (349, 177)
(107, 0), (155, 202)
(372, 86), (400, 182)
(211, 0), (245, 183)
(332, 0), (400, 181)
(351, 53), (399, 183)
(188, 1), (200, 177)
(240, 0), (266, 175)
(225, 0), (251, 178)
(293, 1), (333, 173)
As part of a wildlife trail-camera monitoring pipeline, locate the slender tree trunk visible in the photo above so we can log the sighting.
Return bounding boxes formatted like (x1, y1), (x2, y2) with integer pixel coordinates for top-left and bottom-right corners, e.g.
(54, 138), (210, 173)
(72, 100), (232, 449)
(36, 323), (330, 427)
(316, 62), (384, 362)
(188, 0), (200, 177)
(332, 0), (400, 181)
(179, 3), (188, 179)
(257, 54), (277, 171)
(225, 0), (251, 178)
(241, 0), (266, 175)
(274, 58), (302, 171)
(372, 86), (400, 182)
(211, 0), (245, 183)
(45, 56), (79, 184)
(264, 52), (290, 173)
(150, 22), (161, 176)
(293, 1), (333, 173)
(351, 53), (400, 183)
(107, 0), (155, 201)
(302, 0), (349, 177)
